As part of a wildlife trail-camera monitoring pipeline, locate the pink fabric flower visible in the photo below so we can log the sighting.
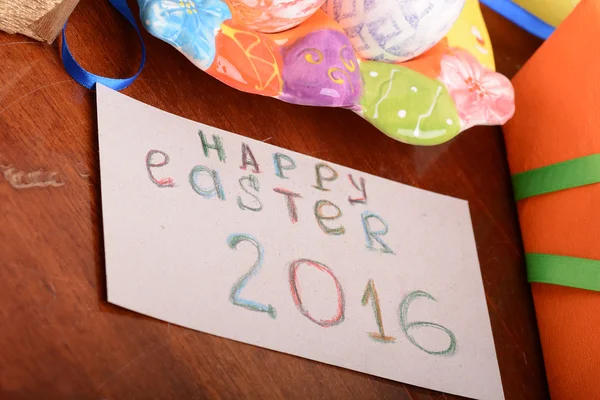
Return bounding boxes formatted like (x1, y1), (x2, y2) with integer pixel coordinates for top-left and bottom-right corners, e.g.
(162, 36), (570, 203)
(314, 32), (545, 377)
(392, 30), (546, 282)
(439, 49), (515, 129)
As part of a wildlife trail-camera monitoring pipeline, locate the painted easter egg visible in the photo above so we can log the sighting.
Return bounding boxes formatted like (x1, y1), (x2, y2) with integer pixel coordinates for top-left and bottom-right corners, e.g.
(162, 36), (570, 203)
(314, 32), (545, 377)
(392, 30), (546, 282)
(359, 61), (460, 145)
(228, 0), (325, 33)
(280, 30), (362, 108)
(445, 0), (495, 70)
(207, 22), (283, 96)
(267, 10), (343, 46)
(140, 0), (232, 70)
(322, 0), (465, 62)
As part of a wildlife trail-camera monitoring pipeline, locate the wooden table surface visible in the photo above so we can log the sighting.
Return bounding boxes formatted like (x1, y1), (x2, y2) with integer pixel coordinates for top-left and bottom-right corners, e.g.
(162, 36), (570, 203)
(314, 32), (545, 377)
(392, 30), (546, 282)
(0, 1), (548, 399)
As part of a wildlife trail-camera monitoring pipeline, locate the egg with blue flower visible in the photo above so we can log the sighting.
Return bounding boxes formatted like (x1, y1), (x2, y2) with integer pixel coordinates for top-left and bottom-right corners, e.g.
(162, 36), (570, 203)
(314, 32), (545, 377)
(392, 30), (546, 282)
(139, 0), (232, 70)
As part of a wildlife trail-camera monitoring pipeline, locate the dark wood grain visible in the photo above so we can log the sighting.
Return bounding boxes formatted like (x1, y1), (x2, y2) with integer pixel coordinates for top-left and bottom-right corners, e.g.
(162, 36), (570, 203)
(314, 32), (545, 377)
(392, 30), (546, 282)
(0, 2), (548, 399)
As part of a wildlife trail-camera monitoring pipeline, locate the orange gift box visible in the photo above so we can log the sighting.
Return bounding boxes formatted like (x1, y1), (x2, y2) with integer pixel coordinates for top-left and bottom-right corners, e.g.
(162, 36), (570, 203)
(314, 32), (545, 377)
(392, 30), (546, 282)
(503, 0), (600, 398)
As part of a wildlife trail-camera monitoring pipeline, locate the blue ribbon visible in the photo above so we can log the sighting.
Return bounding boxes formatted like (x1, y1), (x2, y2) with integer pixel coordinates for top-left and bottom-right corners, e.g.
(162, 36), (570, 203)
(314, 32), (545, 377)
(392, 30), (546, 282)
(479, 0), (554, 40)
(61, 0), (145, 90)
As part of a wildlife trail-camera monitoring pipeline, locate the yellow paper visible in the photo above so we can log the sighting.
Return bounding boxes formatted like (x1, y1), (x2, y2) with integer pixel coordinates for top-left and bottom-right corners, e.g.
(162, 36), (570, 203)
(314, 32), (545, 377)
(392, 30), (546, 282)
(513, 0), (580, 27)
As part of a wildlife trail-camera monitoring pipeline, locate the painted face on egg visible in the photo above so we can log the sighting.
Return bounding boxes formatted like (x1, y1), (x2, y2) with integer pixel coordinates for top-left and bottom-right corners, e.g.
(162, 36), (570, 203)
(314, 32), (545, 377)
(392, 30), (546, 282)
(281, 30), (362, 108)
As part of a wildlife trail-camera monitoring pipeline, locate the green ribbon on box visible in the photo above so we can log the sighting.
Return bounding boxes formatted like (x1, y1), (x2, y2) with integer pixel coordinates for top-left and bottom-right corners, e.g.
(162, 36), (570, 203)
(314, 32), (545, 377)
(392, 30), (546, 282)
(513, 154), (600, 291)
(527, 253), (600, 291)
(512, 154), (600, 201)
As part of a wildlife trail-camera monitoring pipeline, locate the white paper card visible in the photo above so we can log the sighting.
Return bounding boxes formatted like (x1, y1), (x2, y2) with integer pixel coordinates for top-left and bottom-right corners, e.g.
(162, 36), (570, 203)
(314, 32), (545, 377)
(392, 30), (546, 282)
(97, 84), (503, 400)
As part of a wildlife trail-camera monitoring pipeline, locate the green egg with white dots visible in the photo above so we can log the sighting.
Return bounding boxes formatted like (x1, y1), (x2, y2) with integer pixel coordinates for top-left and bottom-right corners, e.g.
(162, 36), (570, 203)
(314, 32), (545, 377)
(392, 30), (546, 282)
(359, 61), (460, 146)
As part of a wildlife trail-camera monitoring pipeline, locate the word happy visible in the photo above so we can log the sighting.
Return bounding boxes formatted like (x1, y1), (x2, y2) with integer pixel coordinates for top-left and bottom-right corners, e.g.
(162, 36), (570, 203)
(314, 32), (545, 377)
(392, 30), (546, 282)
(145, 131), (394, 255)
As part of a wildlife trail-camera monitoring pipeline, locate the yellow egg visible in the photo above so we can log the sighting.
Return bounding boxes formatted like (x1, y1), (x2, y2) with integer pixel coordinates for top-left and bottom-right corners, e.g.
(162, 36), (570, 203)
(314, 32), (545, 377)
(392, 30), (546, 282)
(446, 0), (495, 71)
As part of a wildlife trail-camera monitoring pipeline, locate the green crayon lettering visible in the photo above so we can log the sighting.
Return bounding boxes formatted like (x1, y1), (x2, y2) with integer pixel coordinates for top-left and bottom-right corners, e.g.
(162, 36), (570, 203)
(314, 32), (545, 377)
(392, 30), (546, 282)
(314, 200), (345, 235)
(273, 153), (296, 179)
(237, 175), (262, 212)
(313, 163), (338, 191)
(198, 130), (226, 163)
(189, 165), (225, 200)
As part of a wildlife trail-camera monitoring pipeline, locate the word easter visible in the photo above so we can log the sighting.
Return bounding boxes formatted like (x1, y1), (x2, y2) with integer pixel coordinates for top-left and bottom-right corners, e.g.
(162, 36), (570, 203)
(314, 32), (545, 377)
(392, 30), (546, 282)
(146, 131), (394, 255)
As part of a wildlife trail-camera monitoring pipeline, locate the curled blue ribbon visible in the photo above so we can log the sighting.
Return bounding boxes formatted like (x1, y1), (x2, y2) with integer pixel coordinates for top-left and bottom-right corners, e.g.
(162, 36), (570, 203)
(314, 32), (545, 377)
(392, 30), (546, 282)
(61, 0), (146, 90)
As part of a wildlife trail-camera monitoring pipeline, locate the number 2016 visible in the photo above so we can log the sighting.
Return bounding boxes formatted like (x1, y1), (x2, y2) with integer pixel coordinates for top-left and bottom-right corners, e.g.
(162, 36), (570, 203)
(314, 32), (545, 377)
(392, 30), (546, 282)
(227, 233), (457, 356)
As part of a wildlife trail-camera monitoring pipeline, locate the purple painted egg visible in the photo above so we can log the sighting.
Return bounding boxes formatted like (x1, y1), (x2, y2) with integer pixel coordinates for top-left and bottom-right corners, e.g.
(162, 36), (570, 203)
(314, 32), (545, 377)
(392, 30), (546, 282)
(281, 30), (362, 108)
